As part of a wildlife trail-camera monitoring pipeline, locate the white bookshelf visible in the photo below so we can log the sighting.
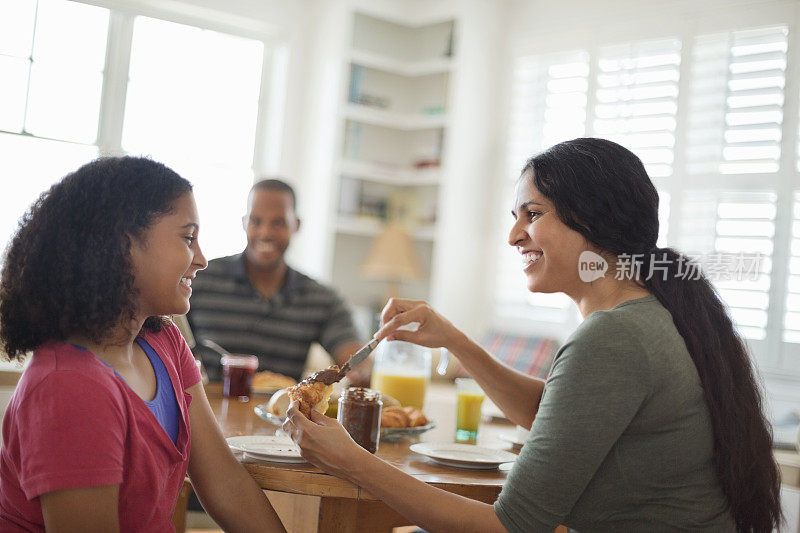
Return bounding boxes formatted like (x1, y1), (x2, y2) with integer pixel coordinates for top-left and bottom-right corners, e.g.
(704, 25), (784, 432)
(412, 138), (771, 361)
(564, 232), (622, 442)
(344, 103), (447, 131)
(349, 49), (453, 77)
(335, 215), (437, 241)
(339, 159), (440, 186)
(328, 8), (456, 312)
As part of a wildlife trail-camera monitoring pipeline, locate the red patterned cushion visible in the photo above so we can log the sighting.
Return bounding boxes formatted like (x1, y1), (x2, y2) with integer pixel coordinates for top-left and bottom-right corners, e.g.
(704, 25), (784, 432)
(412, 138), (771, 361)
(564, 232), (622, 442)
(455, 332), (558, 379)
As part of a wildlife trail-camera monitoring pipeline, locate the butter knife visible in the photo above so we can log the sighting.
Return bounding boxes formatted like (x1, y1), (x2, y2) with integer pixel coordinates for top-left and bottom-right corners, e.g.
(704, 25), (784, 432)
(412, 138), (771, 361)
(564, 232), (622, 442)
(340, 337), (380, 375)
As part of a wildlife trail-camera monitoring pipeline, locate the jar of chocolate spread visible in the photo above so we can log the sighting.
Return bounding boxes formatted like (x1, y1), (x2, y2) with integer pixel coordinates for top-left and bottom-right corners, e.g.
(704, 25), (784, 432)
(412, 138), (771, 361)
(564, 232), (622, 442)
(338, 387), (382, 453)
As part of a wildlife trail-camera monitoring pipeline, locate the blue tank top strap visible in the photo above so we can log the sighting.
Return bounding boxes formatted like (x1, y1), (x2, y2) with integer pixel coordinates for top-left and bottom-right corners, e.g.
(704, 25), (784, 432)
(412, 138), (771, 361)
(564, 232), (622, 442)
(135, 337), (180, 444)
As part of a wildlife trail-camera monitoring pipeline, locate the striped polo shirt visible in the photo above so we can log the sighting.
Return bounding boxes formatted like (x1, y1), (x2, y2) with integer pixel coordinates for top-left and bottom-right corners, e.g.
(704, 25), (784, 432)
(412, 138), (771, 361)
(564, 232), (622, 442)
(186, 253), (359, 381)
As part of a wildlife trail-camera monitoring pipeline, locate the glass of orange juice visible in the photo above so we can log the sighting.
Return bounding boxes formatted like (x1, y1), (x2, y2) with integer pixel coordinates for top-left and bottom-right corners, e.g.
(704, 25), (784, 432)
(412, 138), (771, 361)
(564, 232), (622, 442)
(370, 341), (430, 409)
(455, 378), (485, 442)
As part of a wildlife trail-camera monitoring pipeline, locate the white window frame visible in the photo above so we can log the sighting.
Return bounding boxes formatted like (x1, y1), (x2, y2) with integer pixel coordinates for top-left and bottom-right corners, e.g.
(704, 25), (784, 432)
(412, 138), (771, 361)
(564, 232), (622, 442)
(3, 0), (288, 182)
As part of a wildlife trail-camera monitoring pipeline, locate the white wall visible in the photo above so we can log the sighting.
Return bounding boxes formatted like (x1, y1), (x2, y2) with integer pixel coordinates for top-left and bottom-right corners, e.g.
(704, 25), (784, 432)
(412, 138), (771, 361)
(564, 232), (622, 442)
(428, 0), (509, 336)
(282, 0), (352, 281)
(507, 0), (795, 42)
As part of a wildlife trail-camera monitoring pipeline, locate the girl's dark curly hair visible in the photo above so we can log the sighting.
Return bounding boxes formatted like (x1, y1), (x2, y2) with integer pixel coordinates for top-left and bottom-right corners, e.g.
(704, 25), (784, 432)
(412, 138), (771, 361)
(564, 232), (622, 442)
(523, 138), (782, 532)
(0, 156), (192, 360)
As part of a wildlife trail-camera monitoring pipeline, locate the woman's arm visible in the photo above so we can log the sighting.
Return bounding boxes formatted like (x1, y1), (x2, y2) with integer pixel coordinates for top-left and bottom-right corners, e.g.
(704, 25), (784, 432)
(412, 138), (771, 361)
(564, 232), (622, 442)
(185, 382), (286, 532)
(375, 299), (545, 428)
(283, 403), (507, 533)
(40, 485), (120, 532)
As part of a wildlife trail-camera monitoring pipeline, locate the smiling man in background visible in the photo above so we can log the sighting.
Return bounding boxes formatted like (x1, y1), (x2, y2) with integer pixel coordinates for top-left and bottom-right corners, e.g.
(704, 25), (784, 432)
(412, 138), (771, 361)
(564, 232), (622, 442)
(187, 178), (365, 383)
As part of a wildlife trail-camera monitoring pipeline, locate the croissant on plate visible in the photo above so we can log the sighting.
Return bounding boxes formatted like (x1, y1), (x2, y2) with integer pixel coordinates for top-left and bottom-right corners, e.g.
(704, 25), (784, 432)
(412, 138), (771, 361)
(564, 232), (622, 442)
(380, 406), (428, 428)
(402, 406), (428, 427)
(381, 406), (411, 428)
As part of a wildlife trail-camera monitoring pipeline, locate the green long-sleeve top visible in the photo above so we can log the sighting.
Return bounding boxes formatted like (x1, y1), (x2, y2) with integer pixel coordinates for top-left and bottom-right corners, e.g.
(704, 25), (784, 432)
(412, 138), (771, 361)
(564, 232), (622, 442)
(494, 295), (735, 532)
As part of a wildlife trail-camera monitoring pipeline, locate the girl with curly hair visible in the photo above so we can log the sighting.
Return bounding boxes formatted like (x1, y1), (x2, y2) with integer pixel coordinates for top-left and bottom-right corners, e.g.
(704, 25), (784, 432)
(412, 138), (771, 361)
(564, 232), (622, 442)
(0, 157), (284, 532)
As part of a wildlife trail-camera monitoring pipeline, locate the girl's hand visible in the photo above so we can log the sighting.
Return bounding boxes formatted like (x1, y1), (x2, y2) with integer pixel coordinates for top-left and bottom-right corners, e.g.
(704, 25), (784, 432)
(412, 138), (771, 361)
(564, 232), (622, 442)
(374, 298), (462, 350)
(282, 401), (369, 482)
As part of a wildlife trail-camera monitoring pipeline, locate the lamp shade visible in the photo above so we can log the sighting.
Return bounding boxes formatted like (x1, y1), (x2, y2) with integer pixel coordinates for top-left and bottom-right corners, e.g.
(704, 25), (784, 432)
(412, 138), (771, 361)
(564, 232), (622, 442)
(362, 223), (423, 281)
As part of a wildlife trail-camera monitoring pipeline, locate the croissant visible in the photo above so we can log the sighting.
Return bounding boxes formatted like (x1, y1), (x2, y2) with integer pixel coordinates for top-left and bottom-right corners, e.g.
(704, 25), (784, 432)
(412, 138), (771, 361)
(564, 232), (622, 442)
(403, 406), (428, 427)
(380, 406), (411, 428)
(287, 381), (333, 419)
(380, 406), (428, 428)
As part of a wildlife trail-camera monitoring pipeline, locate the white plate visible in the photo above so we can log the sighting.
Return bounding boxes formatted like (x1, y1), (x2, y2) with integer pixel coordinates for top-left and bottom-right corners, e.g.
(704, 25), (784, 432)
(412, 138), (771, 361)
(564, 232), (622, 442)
(226, 435), (279, 452)
(409, 443), (518, 470)
(239, 437), (307, 464)
(243, 451), (307, 464)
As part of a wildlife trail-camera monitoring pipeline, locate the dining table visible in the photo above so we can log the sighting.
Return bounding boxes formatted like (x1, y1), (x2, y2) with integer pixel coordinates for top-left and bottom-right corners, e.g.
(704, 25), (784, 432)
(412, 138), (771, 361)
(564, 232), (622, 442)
(205, 380), (800, 533)
(206, 381), (523, 533)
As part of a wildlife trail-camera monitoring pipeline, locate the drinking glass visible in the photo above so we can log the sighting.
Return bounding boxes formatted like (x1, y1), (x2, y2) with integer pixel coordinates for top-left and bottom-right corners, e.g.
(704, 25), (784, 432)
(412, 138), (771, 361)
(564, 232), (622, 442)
(221, 354), (258, 401)
(455, 378), (485, 442)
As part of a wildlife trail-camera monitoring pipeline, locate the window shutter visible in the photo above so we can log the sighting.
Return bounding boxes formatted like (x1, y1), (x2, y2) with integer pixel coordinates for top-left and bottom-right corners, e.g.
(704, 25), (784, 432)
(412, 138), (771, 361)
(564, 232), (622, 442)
(657, 190), (670, 247)
(592, 39), (681, 178)
(677, 191), (775, 341)
(495, 51), (591, 329)
(783, 194), (800, 374)
(506, 51), (590, 177)
(782, 193), (800, 343)
(687, 26), (788, 175)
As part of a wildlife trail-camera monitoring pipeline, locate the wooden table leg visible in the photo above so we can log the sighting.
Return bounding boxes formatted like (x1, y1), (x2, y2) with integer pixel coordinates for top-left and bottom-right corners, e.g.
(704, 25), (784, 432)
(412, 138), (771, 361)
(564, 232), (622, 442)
(317, 497), (360, 533)
(317, 497), (409, 533)
(265, 491), (320, 533)
(171, 478), (193, 533)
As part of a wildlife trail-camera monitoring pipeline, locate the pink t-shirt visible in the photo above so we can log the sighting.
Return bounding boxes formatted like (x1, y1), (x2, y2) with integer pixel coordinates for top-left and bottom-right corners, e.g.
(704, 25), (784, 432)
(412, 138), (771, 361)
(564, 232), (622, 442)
(0, 323), (201, 532)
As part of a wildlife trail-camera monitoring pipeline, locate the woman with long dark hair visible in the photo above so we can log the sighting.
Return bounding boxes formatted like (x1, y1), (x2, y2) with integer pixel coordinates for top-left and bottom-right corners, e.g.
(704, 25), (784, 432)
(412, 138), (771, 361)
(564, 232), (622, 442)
(284, 138), (782, 532)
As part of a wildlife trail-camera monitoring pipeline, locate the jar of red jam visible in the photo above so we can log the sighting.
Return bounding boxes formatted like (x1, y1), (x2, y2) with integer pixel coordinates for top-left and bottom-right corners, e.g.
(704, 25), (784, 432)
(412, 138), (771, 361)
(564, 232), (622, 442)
(338, 387), (382, 453)
(220, 354), (258, 401)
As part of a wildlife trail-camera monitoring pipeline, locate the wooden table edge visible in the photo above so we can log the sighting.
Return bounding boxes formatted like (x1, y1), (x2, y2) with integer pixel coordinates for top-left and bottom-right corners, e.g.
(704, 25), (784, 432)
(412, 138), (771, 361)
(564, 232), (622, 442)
(245, 464), (505, 502)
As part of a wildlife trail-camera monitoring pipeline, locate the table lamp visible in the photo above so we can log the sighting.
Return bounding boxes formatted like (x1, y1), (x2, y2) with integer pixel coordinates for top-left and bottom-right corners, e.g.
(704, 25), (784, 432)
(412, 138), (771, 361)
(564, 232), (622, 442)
(362, 222), (423, 302)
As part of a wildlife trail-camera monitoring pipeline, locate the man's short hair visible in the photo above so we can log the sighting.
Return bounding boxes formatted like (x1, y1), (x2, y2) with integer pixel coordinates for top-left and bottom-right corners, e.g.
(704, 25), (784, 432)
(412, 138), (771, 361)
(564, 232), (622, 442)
(250, 178), (296, 210)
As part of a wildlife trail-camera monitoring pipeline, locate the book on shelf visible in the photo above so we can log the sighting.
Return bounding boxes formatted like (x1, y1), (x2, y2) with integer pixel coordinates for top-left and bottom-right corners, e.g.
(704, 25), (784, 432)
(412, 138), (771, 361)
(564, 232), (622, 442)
(348, 64), (364, 104)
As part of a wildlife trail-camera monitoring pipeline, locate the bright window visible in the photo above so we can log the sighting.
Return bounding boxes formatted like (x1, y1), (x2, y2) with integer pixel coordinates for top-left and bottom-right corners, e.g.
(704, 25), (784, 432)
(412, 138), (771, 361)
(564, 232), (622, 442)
(593, 39), (681, 179)
(0, 132), (98, 253)
(496, 50), (592, 333)
(687, 26), (787, 175)
(497, 21), (798, 376)
(783, 193), (800, 346)
(123, 16), (265, 259)
(0, 0), (106, 258)
(0, 1), (277, 263)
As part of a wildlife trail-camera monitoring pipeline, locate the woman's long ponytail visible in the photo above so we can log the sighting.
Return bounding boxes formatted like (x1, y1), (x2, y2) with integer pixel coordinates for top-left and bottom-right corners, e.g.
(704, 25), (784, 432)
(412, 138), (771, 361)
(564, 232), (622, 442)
(640, 248), (782, 532)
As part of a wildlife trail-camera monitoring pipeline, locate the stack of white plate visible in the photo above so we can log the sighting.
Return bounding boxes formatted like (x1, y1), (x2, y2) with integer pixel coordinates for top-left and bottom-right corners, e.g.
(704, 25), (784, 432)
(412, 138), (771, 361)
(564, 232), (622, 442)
(226, 435), (307, 464)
